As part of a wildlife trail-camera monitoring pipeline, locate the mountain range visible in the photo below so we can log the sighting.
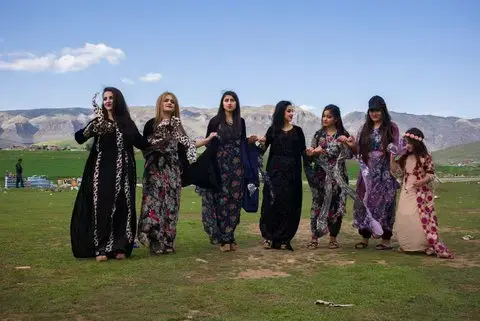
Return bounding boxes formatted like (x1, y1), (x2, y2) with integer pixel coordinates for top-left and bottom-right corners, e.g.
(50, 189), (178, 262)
(1, 106), (479, 153)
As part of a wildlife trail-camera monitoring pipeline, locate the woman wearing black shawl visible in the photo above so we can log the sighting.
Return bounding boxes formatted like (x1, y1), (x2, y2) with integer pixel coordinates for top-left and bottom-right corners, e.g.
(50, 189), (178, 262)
(137, 92), (216, 255)
(70, 87), (149, 262)
(197, 91), (259, 252)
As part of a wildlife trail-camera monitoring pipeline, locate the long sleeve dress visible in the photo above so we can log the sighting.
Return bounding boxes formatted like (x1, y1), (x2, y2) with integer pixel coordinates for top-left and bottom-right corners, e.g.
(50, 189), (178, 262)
(198, 117), (247, 246)
(352, 123), (400, 239)
(392, 154), (454, 258)
(137, 117), (197, 254)
(305, 130), (352, 240)
(260, 125), (306, 249)
(70, 118), (149, 258)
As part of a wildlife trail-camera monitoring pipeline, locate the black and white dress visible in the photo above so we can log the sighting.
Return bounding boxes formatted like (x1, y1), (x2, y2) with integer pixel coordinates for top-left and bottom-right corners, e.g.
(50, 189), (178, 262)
(70, 118), (148, 258)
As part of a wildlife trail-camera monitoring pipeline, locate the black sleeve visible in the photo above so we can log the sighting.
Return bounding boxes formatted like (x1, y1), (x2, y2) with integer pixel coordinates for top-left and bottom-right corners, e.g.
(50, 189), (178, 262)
(143, 118), (155, 138)
(297, 126), (307, 154)
(241, 118), (247, 141)
(132, 127), (150, 150)
(74, 119), (96, 145)
(205, 117), (218, 138)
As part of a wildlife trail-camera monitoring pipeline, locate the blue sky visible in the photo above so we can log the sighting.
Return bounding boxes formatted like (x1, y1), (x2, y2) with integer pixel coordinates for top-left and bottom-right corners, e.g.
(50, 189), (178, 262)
(0, 0), (479, 118)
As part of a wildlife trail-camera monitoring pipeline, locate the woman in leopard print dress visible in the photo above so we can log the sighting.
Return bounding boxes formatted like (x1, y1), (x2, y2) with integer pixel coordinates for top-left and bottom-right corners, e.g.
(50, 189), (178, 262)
(71, 87), (149, 262)
(138, 92), (217, 255)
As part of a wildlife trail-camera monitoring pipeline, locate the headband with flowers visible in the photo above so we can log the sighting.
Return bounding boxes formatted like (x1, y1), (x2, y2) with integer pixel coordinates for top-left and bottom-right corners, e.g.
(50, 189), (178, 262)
(403, 132), (423, 142)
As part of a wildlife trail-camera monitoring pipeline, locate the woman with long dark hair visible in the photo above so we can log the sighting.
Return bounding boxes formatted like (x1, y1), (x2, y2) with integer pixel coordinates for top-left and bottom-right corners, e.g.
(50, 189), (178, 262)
(259, 101), (306, 251)
(138, 92), (217, 255)
(71, 87), (149, 262)
(305, 104), (353, 249)
(198, 91), (258, 252)
(344, 95), (400, 250)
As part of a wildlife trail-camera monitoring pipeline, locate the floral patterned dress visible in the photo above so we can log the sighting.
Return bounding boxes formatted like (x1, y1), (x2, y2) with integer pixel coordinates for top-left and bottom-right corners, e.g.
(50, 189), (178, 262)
(392, 154), (454, 258)
(353, 123), (400, 238)
(137, 117), (196, 254)
(305, 130), (352, 239)
(198, 117), (246, 245)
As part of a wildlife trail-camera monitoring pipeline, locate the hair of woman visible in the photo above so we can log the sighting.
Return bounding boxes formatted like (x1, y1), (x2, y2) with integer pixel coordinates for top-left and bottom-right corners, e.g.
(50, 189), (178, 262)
(215, 90), (242, 137)
(321, 104), (349, 137)
(358, 95), (394, 163)
(271, 100), (293, 135)
(398, 127), (429, 169)
(101, 87), (135, 135)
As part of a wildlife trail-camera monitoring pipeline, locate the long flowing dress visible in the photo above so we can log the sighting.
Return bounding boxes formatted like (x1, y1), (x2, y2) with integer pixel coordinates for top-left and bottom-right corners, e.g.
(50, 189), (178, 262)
(260, 125), (306, 247)
(305, 130), (352, 239)
(352, 123), (400, 239)
(393, 154), (454, 258)
(137, 117), (197, 254)
(198, 117), (247, 245)
(70, 118), (148, 258)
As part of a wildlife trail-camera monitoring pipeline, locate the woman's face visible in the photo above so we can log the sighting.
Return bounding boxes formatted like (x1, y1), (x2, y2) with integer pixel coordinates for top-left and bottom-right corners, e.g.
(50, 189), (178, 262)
(369, 108), (383, 123)
(284, 105), (294, 123)
(162, 95), (176, 113)
(222, 95), (237, 112)
(322, 109), (336, 127)
(103, 91), (114, 112)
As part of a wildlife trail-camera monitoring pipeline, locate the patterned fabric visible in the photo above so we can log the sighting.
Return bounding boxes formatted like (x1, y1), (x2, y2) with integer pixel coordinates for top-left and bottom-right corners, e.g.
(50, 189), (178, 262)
(137, 117), (196, 253)
(404, 155), (454, 258)
(305, 130), (352, 238)
(198, 137), (244, 245)
(353, 124), (400, 237)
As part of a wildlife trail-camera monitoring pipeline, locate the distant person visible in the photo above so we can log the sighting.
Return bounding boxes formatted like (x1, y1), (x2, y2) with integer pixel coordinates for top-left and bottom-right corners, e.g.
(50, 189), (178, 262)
(15, 158), (24, 188)
(70, 87), (150, 262)
(390, 128), (454, 258)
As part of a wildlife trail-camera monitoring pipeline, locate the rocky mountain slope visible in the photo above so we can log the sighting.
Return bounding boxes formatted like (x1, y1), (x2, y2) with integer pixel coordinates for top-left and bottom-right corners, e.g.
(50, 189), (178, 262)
(1, 106), (479, 151)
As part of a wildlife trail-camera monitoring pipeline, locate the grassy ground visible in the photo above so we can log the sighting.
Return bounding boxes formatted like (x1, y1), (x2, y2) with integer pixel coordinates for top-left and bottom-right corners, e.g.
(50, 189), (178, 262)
(1, 180), (479, 320)
(1, 151), (479, 186)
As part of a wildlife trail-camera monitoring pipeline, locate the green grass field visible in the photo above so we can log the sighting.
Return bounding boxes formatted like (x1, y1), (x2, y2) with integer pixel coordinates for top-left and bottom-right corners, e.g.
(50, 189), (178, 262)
(1, 150), (479, 186)
(0, 149), (479, 320)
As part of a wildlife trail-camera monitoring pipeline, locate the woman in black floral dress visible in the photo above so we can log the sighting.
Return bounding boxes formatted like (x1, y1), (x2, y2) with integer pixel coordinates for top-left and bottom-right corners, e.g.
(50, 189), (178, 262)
(198, 91), (258, 252)
(304, 105), (353, 250)
(71, 87), (149, 262)
(258, 101), (306, 251)
(138, 92), (217, 255)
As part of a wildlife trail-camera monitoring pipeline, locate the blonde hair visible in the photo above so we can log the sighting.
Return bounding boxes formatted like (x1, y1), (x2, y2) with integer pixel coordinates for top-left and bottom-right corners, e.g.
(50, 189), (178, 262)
(155, 92), (181, 126)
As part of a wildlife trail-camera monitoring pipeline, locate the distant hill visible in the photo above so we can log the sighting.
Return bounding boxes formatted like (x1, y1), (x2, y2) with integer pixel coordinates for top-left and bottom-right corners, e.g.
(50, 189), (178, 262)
(432, 141), (480, 165)
(1, 106), (480, 156)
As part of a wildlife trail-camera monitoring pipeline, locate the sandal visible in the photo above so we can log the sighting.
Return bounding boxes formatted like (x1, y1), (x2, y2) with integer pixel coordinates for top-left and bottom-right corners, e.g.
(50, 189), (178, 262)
(355, 242), (368, 249)
(95, 255), (108, 262)
(263, 240), (272, 249)
(328, 241), (340, 249)
(307, 241), (319, 249)
(375, 244), (393, 250)
(230, 242), (238, 251)
(220, 243), (231, 252)
(115, 252), (126, 260)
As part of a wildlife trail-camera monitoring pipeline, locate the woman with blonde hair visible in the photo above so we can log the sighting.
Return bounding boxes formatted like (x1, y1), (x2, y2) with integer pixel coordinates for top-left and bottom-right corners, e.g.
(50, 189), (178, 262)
(137, 92), (217, 255)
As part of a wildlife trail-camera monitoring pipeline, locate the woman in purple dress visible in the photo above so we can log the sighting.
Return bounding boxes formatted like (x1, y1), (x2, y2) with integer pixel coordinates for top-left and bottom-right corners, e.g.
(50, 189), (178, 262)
(343, 95), (400, 250)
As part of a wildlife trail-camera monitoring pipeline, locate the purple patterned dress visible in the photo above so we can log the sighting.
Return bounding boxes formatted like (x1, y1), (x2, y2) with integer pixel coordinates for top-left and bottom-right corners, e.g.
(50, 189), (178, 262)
(353, 123), (400, 238)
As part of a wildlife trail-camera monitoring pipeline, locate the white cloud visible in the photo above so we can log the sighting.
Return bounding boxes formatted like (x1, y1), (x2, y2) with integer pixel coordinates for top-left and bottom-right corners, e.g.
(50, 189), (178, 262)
(121, 77), (135, 85)
(139, 72), (162, 82)
(0, 42), (125, 73)
(298, 104), (316, 111)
